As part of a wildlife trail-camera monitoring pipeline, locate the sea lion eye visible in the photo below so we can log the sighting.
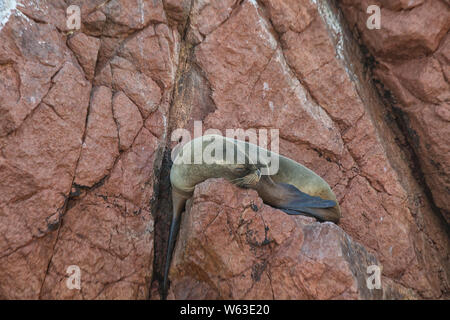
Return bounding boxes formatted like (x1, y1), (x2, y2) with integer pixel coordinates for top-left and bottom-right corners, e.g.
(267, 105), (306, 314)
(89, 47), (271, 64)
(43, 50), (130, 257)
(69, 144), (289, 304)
(234, 166), (248, 174)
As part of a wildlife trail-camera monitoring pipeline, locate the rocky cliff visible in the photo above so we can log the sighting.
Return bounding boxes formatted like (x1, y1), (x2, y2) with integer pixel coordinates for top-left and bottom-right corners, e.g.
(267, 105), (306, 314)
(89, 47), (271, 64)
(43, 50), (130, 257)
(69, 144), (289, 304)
(0, 0), (448, 299)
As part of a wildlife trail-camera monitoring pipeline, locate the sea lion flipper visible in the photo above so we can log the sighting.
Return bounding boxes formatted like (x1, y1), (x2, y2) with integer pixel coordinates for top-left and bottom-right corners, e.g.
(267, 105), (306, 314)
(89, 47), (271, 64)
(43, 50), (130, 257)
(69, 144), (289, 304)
(162, 209), (180, 298)
(280, 207), (339, 223)
(280, 183), (336, 208)
(285, 196), (336, 209)
(162, 189), (189, 298)
(275, 183), (339, 222)
(280, 208), (315, 217)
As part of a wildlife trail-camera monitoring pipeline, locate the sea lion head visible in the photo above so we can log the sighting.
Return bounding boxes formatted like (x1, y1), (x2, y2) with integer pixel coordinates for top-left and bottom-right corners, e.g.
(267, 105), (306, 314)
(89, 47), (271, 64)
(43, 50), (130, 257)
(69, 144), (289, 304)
(227, 162), (263, 188)
(171, 134), (267, 191)
(210, 136), (266, 188)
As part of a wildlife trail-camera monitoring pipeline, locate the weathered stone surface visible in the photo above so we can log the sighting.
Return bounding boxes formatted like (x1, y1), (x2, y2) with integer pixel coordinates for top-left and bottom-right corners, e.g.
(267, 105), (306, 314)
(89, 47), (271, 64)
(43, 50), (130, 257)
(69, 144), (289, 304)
(190, 0), (239, 41)
(39, 192), (154, 300)
(196, 1), (344, 158)
(118, 23), (178, 88)
(168, 179), (416, 299)
(83, 9), (107, 36)
(0, 59), (91, 298)
(0, 1), (177, 299)
(67, 32), (101, 80)
(74, 86), (118, 187)
(0, 234), (58, 299)
(163, 0), (191, 28)
(0, 9), (67, 136)
(338, 1), (450, 223)
(101, 0), (167, 37)
(15, 0), (68, 32)
(145, 109), (167, 139)
(340, 0), (449, 59)
(39, 84), (164, 300)
(112, 91), (144, 151)
(0, 0), (448, 300)
(111, 65), (161, 118)
(174, 0), (449, 299)
(102, 128), (161, 208)
(377, 0), (424, 11)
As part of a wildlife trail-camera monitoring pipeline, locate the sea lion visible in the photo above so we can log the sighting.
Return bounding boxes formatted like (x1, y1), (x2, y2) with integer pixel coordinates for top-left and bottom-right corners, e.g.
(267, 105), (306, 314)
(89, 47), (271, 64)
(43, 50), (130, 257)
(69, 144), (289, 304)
(162, 134), (340, 296)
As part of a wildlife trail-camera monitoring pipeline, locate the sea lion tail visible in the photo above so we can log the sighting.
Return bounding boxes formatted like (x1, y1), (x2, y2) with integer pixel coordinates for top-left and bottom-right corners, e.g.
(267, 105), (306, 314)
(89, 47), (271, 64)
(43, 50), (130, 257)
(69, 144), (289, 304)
(277, 183), (340, 223)
(162, 210), (179, 298)
(162, 189), (188, 299)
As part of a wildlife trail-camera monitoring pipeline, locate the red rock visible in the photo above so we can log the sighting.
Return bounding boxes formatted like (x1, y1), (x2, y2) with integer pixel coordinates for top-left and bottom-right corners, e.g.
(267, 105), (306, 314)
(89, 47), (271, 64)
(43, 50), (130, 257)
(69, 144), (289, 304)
(0, 0), (177, 300)
(39, 194), (154, 299)
(378, 0), (424, 11)
(96, 36), (124, 73)
(436, 34), (450, 81)
(0, 0), (448, 300)
(341, 0), (450, 59)
(101, 0), (167, 36)
(112, 91), (144, 151)
(145, 109), (167, 139)
(67, 32), (101, 80)
(279, 18), (365, 128)
(119, 24), (178, 88)
(93, 62), (112, 87)
(0, 60), (91, 298)
(0, 11), (67, 136)
(0, 63), (20, 134)
(196, 1), (344, 158)
(261, 0), (316, 33)
(16, 0), (68, 32)
(16, 0), (106, 33)
(103, 128), (160, 208)
(339, 0), (450, 223)
(111, 60), (161, 118)
(168, 179), (416, 299)
(190, 0), (239, 38)
(0, 234), (58, 299)
(83, 10), (107, 36)
(42, 62), (91, 128)
(38, 96), (163, 300)
(163, 0), (191, 27)
(393, 57), (449, 104)
(74, 86), (118, 187)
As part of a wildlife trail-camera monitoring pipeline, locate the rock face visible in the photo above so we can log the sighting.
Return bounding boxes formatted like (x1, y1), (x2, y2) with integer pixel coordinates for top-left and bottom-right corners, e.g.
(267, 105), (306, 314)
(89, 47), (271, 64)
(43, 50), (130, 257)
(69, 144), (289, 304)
(0, 0), (448, 300)
(338, 0), (450, 223)
(168, 178), (415, 299)
(0, 0), (176, 299)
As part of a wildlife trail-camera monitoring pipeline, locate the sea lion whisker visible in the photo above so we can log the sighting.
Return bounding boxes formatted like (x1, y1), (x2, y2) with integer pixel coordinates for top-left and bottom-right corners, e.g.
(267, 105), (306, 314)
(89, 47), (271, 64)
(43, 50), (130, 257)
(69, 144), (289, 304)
(230, 177), (244, 183)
